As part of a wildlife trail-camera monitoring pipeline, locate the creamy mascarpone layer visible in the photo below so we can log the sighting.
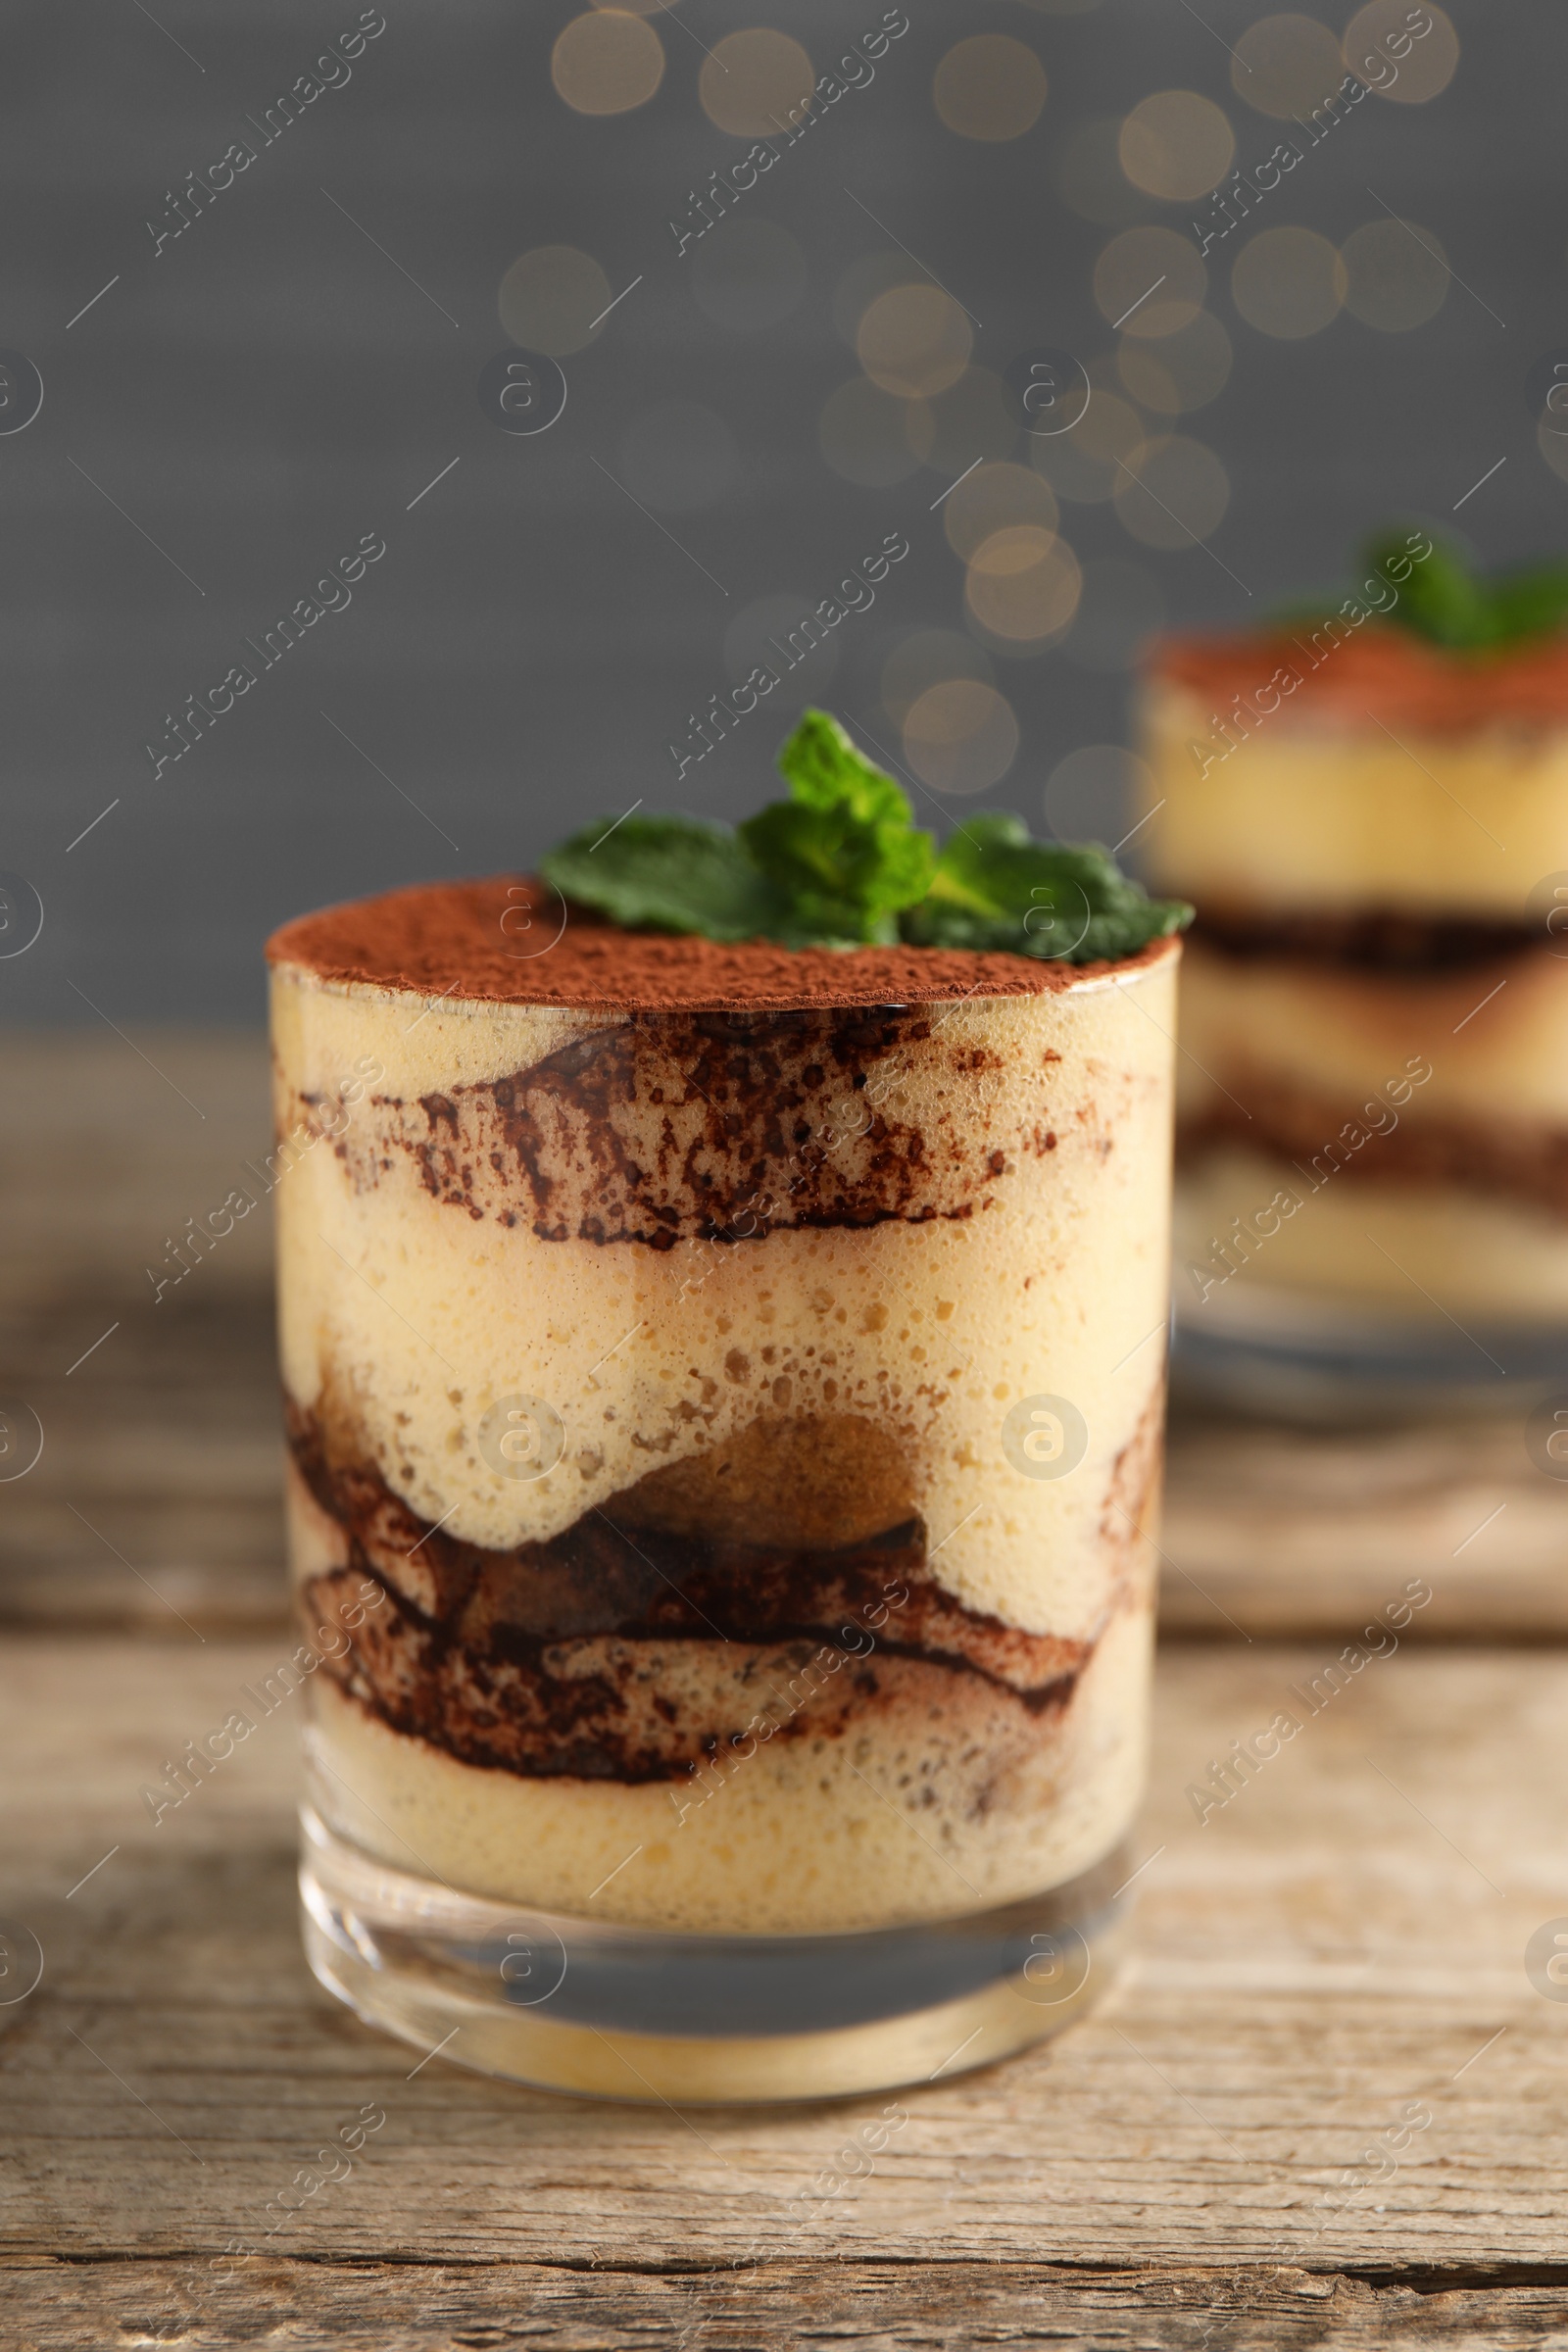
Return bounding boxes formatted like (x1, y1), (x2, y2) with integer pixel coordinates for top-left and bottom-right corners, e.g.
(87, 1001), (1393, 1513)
(1177, 1146), (1568, 1319)
(270, 954), (1178, 1641)
(1141, 678), (1568, 916)
(306, 1603), (1152, 1934)
(1175, 938), (1568, 1132)
(1175, 941), (1568, 1314)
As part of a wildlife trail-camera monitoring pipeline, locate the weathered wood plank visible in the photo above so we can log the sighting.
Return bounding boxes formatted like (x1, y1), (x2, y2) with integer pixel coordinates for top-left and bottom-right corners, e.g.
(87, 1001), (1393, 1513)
(0, 1031), (285, 1632)
(0, 1032), (275, 1301)
(3, 1635), (1564, 2282)
(0, 1284), (286, 1633)
(8, 2255), (1568, 2351)
(1160, 1402), (1568, 1641)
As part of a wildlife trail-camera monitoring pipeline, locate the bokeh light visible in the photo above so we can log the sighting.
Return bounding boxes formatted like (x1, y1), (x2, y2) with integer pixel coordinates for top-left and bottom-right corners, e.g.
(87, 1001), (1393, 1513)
(498, 245), (611, 356)
(1056, 116), (1152, 227)
(933, 35), (1048, 140)
(818, 377), (922, 488)
(1230, 14), (1348, 117)
(903, 680), (1020, 794)
(1060, 559), (1166, 672)
(552, 10), (664, 113)
(882, 629), (995, 726)
(699, 29), (814, 136)
(1340, 218), (1449, 330)
(1029, 387), (1144, 503)
(965, 528), (1082, 644)
(943, 463), (1058, 564)
(1117, 311), (1233, 413)
(1113, 435), (1230, 548)
(690, 218), (808, 331)
(857, 283), (972, 398)
(1093, 227), (1207, 338)
(906, 368), (1019, 472)
(618, 401), (737, 512)
(1343, 1), (1458, 102)
(1230, 225), (1346, 337)
(1118, 91), (1235, 201)
(833, 253), (918, 346)
(1070, 386), (1145, 465)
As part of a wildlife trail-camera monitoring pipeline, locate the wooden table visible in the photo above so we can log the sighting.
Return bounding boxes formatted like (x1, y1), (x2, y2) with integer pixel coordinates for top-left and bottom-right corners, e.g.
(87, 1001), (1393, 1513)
(7, 1034), (1568, 2349)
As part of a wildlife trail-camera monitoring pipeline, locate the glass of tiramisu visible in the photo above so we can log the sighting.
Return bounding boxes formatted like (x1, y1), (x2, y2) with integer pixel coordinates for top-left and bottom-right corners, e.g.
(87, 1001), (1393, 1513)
(1141, 531), (1568, 1409)
(271, 713), (1187, 2100)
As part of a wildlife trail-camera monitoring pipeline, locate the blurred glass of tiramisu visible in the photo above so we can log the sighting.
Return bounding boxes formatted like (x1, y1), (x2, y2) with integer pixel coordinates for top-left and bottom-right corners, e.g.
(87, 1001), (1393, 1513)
(1140, 531), (1568, 1404)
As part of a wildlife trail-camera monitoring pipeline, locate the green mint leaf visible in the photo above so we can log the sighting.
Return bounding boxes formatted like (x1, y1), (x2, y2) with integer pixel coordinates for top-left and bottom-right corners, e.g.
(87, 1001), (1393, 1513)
(1487, 564), (1568, 645)
(739, 709), (937, 944)
(922, 814), (1118, 916)
(921, 811), (1034, 913)
(774, 708), (913, 829)
(1366, 531), (1491, 648)
(1359, 528), (1568, 651)
(540, 813), (787, 942)
(905, 816), (1191, 964)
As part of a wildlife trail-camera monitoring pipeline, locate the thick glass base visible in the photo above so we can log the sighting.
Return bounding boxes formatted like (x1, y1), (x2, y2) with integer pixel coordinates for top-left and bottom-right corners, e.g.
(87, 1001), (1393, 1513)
(299, 1806), (1129, 2105)
(1175, 1281), (1563, 1421)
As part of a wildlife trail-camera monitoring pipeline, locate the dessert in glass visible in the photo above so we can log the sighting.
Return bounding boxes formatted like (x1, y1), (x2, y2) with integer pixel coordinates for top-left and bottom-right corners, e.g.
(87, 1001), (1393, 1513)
(1140, 533), (1568, 1410)
(271, 713), (1187, 2099)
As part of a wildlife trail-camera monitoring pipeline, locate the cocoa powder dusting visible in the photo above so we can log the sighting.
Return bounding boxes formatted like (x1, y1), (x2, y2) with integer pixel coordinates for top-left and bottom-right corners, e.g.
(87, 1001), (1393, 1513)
(1151, 624), (1568, 733)
(266, 875), (1178, 1012)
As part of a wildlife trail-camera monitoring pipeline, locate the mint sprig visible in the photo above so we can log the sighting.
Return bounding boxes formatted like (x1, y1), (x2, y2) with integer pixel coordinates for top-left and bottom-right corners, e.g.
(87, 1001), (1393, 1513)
(738, 709), (937, 945)
(540, 710), (1191, 965)
(1363, 529), (1568, 651)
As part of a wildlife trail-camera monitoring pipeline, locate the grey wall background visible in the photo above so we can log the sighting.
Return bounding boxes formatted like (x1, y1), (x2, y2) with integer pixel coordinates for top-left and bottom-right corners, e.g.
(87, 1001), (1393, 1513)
(0, 0), (1553, 1025)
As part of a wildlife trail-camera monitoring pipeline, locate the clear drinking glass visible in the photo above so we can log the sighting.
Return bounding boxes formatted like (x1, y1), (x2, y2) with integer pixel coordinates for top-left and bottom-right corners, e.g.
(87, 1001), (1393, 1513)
(270, 891), (1179, 2100)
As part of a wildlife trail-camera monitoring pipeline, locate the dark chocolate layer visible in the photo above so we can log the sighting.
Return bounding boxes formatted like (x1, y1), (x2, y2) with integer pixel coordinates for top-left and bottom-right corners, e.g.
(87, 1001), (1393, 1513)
(291, 1402), (1155, 1785)
(1182, 1074), (1568, 1220)
(1193, 906), (1535, 974)
(323, 1004), (1071, 1245)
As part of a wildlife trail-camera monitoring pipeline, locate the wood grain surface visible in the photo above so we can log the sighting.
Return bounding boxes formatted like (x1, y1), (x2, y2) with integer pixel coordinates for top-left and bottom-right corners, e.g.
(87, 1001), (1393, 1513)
(5, 1633), (1568, 2345)
(1159, 1401), (1568, 1642)
(11, 2259), (1568, 2351)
